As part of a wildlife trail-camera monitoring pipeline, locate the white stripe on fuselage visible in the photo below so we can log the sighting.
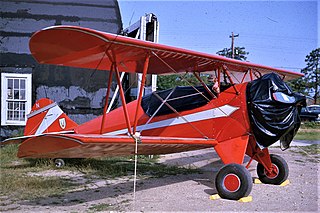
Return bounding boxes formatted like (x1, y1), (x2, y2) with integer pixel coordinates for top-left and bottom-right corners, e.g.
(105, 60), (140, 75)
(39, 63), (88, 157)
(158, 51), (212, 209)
(35, 105), (63, 135)
(104, 104), (239, 136)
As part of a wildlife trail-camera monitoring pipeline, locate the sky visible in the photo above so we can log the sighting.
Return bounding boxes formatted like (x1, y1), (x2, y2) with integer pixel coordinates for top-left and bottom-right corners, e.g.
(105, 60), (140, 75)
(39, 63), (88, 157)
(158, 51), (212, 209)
(118, 0), (318, 73)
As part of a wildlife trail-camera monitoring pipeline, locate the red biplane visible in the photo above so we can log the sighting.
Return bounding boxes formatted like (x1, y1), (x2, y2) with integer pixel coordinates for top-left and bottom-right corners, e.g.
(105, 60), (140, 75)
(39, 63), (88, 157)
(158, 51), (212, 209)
(2, 26), (306, 200)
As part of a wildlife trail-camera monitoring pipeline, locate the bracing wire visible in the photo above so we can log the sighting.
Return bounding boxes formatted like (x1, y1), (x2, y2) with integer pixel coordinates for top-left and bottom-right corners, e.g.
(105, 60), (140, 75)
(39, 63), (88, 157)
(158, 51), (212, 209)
(151, 51), (211, 102)
(139, 88), (176, 134)
(152, 51), (231, 118)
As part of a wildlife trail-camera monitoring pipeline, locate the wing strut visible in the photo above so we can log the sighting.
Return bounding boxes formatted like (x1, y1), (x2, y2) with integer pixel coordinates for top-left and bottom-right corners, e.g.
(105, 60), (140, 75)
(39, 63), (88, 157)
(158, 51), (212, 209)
(100, 64), (114, 134)
(114, 65), (133, 135)
(192, 71), (217, 99)
(222, 65), (239, 95)
(107, 72), (125, 113)
(240, 69), (249, 83)
(133, 53), (150, 134)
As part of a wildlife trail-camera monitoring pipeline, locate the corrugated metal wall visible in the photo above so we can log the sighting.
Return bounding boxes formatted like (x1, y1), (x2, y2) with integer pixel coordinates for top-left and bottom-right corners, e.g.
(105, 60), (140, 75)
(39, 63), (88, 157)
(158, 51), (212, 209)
(0, 0), (123, 138)
(1, 0), (121, 56)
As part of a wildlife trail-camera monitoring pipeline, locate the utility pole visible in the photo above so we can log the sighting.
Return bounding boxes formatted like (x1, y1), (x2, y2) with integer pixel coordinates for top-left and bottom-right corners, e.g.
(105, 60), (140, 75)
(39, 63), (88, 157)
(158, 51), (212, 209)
(229, 32), (239, 59)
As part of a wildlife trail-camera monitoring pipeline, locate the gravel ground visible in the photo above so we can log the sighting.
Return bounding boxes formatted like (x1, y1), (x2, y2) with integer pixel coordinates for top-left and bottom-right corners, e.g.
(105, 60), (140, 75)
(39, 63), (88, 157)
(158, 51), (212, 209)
(1, 145), (319, 212)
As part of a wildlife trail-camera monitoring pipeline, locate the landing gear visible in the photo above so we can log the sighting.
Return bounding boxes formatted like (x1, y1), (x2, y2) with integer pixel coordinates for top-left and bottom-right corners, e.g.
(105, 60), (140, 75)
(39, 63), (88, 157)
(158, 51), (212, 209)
(215, 164), (252, 200)
(54, 158), (65, 168)
(257, 154), (288, 185)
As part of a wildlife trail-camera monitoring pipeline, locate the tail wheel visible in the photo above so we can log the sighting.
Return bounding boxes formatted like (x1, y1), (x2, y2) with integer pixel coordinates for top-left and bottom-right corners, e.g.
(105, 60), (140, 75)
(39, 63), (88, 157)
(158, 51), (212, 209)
(215, 164), (253, 200)
(54, 158), (65, 168)
(257, 154), (289, 185)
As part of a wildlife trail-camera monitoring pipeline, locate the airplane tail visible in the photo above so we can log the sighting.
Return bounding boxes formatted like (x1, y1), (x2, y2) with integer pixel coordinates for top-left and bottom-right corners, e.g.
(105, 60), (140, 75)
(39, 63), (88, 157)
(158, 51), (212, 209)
(24, 98), (78, 136)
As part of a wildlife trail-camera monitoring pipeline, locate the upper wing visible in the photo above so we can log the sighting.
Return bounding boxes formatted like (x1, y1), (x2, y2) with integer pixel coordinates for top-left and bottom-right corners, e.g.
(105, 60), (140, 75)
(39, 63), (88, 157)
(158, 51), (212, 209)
(30, 25), (303, 80)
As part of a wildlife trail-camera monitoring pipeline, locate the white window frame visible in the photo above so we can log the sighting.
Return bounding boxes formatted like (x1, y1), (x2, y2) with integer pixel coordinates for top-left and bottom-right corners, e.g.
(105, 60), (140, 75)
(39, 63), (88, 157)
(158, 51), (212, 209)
(1, 73), (32, 126)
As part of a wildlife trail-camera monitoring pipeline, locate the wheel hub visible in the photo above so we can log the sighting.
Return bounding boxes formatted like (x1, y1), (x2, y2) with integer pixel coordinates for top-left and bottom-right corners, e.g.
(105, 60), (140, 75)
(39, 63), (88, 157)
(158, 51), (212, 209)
(223, 174), (241, 192)
(265, 164), (279, 179)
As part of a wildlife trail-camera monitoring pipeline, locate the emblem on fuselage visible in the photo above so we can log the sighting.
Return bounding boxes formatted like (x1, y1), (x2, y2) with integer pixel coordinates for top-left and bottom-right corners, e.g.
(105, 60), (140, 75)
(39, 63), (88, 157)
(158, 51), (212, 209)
(59, 118), (66, 129)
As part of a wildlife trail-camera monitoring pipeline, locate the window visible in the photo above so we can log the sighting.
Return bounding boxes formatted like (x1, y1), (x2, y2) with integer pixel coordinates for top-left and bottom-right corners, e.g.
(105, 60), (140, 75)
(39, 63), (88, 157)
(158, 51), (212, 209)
(1, 73), (32, 126)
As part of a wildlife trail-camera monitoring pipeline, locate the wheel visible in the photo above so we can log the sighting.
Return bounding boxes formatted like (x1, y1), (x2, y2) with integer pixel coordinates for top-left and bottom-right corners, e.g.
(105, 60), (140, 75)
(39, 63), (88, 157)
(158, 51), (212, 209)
(54, 158), (65, 168)
(215, 164), (253, 200)
(257, 154), (288, 185)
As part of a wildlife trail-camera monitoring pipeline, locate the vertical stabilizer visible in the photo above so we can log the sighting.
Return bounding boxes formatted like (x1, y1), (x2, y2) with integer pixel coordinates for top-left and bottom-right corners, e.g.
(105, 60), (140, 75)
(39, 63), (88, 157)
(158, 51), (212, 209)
(24, 98), (78, 136)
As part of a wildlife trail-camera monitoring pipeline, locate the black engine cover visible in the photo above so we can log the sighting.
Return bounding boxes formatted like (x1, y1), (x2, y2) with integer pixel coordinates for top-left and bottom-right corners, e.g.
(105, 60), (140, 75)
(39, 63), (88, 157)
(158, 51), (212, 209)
(246, 73), (306, 149)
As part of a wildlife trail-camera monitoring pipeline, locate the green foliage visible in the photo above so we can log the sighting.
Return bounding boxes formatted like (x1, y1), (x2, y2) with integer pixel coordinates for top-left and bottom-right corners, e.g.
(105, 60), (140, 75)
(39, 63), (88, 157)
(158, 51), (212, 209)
(300, 122), (320, 129)
(294, 131), (320, 141)
(287, 77), (308, 95)
(0, 145), (78, 200)
(88, 203), (113, 212)
(302, 48), (320, 103)
(298, 144), (320, 155)
(290, 144), (320, 156)
(216, 47), (249, 61)
(289, 48), (320, 103)
(0, 172), (76, 200)
(64, 156), (196, 178)
(0, 145), (198, 201)
(157, 73), (208, 90)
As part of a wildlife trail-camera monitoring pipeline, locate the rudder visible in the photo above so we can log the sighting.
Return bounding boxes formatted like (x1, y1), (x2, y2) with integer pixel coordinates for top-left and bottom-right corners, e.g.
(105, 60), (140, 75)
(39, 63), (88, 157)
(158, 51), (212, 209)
(24, 98), (78, 136)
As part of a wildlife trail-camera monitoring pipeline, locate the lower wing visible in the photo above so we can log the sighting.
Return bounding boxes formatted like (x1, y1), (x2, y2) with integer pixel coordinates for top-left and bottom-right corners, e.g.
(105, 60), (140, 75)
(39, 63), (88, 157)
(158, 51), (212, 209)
(16, 134), (218, 158)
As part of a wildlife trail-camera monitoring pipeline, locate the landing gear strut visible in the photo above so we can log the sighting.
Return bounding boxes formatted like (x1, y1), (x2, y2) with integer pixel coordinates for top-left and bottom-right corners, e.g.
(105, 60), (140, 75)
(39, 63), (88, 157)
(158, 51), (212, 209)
(257, 154), (289, 185)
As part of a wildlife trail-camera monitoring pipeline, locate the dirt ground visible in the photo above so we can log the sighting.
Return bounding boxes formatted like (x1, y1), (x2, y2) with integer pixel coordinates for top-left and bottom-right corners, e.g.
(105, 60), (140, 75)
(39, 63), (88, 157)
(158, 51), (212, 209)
(1, 145), (319, 212)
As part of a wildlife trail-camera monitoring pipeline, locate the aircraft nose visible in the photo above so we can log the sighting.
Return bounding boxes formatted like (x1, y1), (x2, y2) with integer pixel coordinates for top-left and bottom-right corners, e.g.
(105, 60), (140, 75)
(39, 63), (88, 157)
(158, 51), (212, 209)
(246, 73), (306, 149)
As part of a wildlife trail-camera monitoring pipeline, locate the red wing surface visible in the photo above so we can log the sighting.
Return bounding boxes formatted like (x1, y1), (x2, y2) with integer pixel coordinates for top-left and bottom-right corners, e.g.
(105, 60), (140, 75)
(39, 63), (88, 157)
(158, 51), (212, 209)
(17, 134), (217, 158)
(30, 26), (302, 80)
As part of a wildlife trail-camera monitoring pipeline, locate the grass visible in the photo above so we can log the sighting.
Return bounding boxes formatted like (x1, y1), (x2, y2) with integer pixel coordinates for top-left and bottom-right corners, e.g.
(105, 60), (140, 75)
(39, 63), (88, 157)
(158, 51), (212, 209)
(0, 144), (198, 201)
(64, 156), (198, 179)
(294, 122), (320, 141)
(294, 131), (320, 141)
(0, 144), (78, 200)
(290, 144), (320, 163)
(300, 122), (320, 129)
(290, 144), (320, 156)
(88, 203), (113, 212)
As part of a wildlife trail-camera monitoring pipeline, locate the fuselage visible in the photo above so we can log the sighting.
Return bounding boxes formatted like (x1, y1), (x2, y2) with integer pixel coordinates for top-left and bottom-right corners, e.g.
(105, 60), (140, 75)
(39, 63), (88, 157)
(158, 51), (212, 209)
(75, 83), (251, 143)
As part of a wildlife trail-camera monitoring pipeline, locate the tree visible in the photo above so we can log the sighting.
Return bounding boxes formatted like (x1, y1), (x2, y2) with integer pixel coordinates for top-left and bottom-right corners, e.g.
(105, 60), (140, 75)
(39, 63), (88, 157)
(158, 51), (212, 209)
(302, 48), (320, 103)
(157, 73), (208, 90)
(216, 47), (249, 61)
(289, 48), (320, 104)
(157, 46), (249, 90)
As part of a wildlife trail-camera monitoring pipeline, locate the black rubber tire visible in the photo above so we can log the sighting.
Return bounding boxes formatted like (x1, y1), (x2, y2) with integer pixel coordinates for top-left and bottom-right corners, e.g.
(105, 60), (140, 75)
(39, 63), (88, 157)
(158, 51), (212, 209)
(54, 158), (65, 168)
(257, 154), (289, 185)
(215, 164), (253, 200)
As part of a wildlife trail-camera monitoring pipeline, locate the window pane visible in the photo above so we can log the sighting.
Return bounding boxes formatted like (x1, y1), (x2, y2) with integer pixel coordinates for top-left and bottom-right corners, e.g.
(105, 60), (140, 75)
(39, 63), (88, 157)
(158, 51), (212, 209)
(8, 79), (13, 89)
(19, 111), (25, 121)
(14, 102), (19, 110)
(7, 79), (13, 99)
(20, 89), (25, 100)
(8, 102), (13, 110)
(7, 110), (13, 120)
(20, 79), (26, 89)
(14, 79), (19, 89)
(3, 74), (31, 124)
(14, 111), (19, 120)
(14, 90), (19, 100)
(7, 89), (13, 99)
